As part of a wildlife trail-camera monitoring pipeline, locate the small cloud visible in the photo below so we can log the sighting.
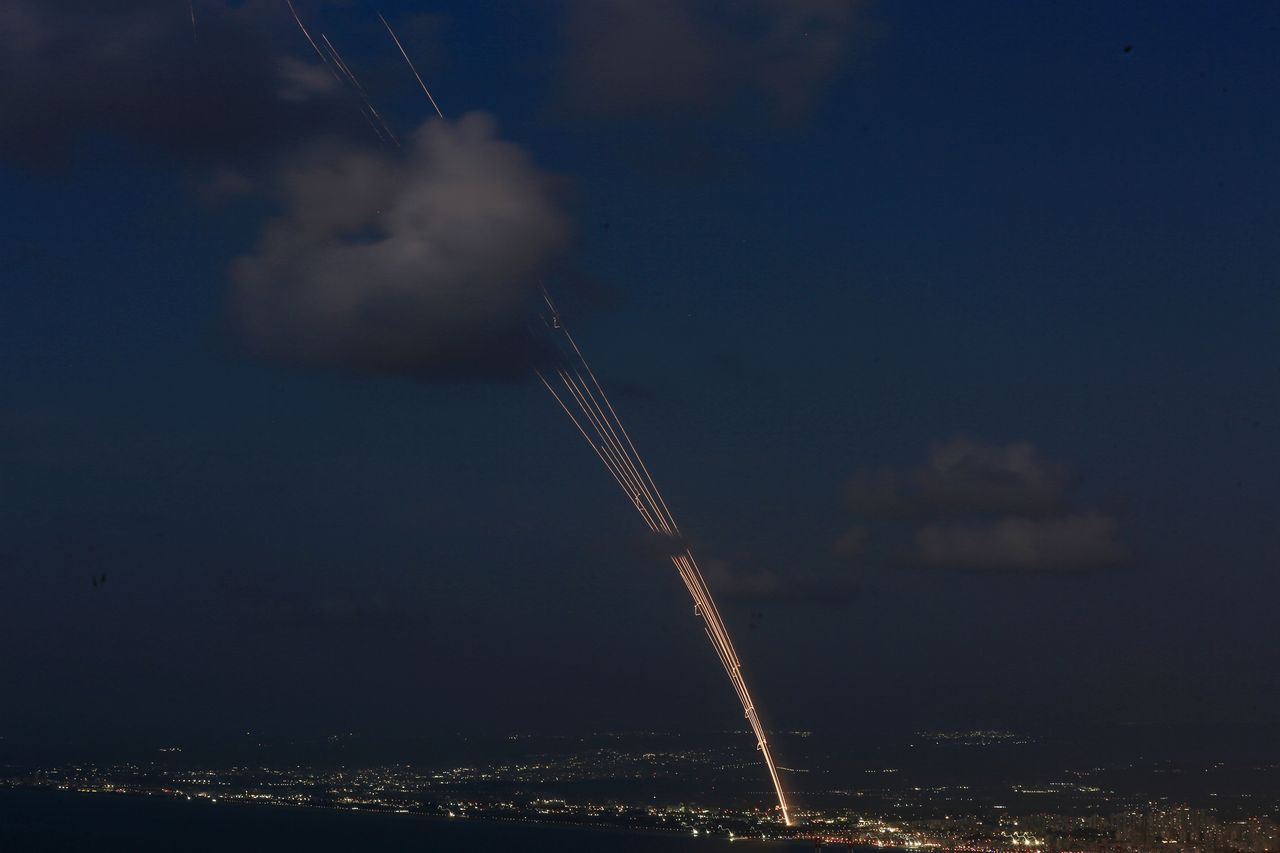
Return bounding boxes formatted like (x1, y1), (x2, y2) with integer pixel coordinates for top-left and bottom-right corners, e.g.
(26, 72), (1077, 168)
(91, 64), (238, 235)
(846, 437), (1073, 518)
(276, 56), (338, 103)
(840, 439), (1129, 575)
(557, 0), (864, 122)
(584, 529), (690, 562)
(198, 167), (255, 201)
(909, 514), (1128, 573)
(704, 560), (860, 608)
(832, 525), (868, 558)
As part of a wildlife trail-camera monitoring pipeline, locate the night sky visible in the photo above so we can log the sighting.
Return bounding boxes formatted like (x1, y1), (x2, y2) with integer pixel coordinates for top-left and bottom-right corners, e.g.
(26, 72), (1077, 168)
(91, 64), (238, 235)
(2, 1), (1278, 754)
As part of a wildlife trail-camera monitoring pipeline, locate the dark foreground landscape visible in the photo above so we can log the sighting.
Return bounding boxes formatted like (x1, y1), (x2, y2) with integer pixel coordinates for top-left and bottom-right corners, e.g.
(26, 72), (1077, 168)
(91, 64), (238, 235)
(0, 788), (790, 853)
(2, 727), (1278, 851)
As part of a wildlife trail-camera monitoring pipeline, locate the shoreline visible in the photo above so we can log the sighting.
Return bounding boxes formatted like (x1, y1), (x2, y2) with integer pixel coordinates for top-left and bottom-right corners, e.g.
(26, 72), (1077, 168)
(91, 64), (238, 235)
(0, 785), (812, 848)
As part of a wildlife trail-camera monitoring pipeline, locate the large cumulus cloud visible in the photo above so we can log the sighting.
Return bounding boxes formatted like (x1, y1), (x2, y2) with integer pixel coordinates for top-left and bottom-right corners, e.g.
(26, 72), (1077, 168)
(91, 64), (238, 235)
(231, 113), (571, 379)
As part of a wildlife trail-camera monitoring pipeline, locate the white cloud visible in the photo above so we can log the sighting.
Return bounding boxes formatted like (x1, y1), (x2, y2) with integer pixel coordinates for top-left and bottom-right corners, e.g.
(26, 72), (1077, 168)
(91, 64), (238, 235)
(232, 113), (570, 379)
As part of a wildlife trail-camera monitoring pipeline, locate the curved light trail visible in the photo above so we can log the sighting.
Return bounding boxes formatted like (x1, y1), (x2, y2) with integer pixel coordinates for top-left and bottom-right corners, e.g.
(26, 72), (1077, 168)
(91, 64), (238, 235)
(354, 10), (794, 825)
(536, 290), (793, 826)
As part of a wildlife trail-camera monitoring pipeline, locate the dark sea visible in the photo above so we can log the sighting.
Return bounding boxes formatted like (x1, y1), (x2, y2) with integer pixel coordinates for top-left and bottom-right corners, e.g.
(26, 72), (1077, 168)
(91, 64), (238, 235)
(0, 789), (800, 852)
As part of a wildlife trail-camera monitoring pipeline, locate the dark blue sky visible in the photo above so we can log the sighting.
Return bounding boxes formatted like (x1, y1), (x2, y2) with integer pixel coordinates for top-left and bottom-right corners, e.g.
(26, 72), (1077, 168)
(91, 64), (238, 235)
(1, 1), (1277, 753)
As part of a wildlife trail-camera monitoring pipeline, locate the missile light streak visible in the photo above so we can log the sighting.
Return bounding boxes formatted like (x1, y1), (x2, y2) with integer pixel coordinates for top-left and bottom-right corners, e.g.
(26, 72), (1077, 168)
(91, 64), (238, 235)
(535, 290), (793, 826)
(360, 10), (794, 825)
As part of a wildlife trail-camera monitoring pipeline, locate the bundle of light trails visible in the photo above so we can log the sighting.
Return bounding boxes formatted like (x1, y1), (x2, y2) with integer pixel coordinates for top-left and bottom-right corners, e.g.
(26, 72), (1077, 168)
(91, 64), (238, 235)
(281, 2), (794, 825)
(535, 289), (792, 826)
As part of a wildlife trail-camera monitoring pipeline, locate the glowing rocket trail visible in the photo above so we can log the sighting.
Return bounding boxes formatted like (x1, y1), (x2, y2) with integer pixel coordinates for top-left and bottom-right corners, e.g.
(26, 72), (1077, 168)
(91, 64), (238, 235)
(368, 17), (793, 822)
(320, 33), (400, 147)
(281, 2), (401, 148)
(284, 0), (328, 65)
(537, 291), (794, 826)
(378, 12), (445, 119)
